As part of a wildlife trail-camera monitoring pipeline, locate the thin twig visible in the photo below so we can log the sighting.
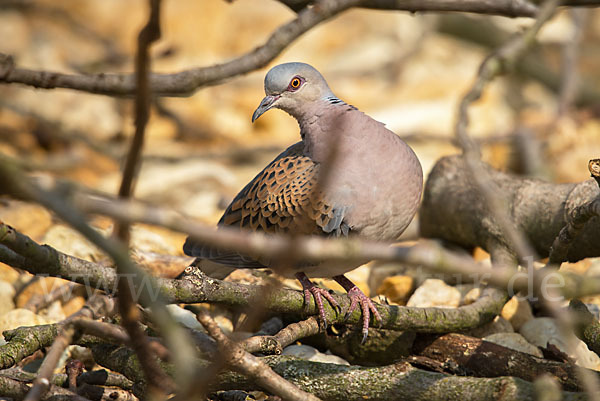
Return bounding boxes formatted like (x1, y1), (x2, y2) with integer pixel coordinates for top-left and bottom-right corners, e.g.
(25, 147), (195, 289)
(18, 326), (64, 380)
(22, 295), (113, 401)
(0, 0), (362, 97)
(196, 308), (322, 401)
(242, 317), (322, 355)
(110, 1), (173, 395)
(23, 282), (80, 313)
(454, 1), (600, 398)
(455, 0), (561, 264)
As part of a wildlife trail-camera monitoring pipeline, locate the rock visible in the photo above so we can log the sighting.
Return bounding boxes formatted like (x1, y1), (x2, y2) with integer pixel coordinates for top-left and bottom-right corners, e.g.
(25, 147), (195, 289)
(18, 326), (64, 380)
(320, 264), (372, 297)
(520, 317), (600, 369)
(130, 225), (185, 256)
(38, 301), (66, 323)
(0, 264), (20, 284)
(213, 314), (234, 334)
(376, 275), (414, 305)
(282, 344), (350, 365)
(0, 201), (52, 240)
(15, 277), (73, 309)
(0, 309), (49, 343)
(501, 296), (534, 331)
(42, 225), (104, 262)
(0, 280), (15, 317)
(406, 279), (461, 308)
(462, 316), (514, 338)
(483, 332), (543, 357)
(461, 287), (482, 306)
(166, 304), (203, 330)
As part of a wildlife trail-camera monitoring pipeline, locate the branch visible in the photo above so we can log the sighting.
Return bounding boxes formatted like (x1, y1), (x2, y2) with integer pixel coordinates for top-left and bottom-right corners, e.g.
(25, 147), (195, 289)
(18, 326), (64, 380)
(0, 222), (508, 333)
(0, 295), (114, 370)
(109, 0), (174, 396)
(454, 0), (560, 264)
(280, 0), (538, 16)
(0, 375), (89, 401)
(88, 346), (588, 401)
(570, 300), (600, 358)
(421, 155), (600, 264)
(548, 160), (600, 265)
(413, 333), (594, 392)
(196, 308), (321, 401)
(0, 0), (362, 97)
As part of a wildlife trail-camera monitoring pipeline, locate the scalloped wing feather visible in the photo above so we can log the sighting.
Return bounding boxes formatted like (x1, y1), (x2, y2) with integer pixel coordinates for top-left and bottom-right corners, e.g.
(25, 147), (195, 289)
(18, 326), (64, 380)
(183, 142), (349, 268)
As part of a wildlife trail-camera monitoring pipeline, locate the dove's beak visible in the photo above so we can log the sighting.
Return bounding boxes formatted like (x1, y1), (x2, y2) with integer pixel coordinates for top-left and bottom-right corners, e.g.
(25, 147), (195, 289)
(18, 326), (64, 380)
(252, 95), (279, 122)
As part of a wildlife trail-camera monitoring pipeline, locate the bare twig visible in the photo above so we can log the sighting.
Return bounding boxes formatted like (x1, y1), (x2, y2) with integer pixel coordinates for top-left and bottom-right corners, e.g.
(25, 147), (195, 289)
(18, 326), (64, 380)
(279, 0), (548, 16)
(242, 317), (323, 355)
(196, 308), (322, 401)
(9, 0), (600, 97)
(0, 0), (362, 97)
(109, 1), (173, 395)
(23, 282), (80, 313)
(22, 295), (114, 401)
(455, 0), (560, 264)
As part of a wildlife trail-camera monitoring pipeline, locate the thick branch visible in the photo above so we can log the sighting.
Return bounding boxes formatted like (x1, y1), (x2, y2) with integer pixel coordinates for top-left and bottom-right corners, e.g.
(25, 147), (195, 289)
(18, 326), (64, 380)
(0, 223), (508, 333)
(570, 300), (600, 358)
(413, 333), (593, 392)
(420, 155), (600, 262)
(88, 346), (587, 401)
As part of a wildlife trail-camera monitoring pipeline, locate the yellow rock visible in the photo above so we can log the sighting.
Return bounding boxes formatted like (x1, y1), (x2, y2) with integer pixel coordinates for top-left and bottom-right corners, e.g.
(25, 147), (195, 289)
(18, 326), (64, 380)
(0, 309), (49, 342)
(320, 278), (370, 298)
(501, 296), (534, 331)
(15, 277), (74, 309)
(0, 201), (52, 241)
(0, 264), (21, 284)
(376, 275), (414, 305)
(42, 225), (104, 262)
(462, 287), (482, 305)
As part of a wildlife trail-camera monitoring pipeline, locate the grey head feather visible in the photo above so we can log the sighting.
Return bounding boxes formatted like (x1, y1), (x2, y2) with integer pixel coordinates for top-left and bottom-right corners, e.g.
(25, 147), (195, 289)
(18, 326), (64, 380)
(264, 62), (335, 98)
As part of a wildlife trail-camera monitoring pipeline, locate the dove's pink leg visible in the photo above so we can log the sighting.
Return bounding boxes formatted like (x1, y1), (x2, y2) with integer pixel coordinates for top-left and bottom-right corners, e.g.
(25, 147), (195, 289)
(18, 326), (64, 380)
(295, 272), (339, 328)
(333, 274), (382, 343)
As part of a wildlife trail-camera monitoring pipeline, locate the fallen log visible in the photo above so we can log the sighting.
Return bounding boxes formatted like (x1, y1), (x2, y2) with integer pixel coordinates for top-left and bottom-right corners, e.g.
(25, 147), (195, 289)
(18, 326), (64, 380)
(412, 332), (594, 392)
(420, 155), (600, 262)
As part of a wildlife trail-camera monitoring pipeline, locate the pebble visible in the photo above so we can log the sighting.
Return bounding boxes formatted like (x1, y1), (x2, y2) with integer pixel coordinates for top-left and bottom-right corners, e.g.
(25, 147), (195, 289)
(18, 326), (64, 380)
(0, 309), (49, 344)
(483, 332), (543, 357)
(501, 296), (534, 331)
(282, 344), (350, 365)
(0, 280), (15, 317)
(520, 317), (600, 370)
(406, 279), (461, 308)
(376, 275), (414, 305)
(462, 316), (514, 338)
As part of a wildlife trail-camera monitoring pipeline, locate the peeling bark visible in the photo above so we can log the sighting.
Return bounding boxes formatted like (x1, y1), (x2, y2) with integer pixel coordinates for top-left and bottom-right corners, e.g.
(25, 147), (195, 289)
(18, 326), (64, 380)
(413, 333), (593, 392)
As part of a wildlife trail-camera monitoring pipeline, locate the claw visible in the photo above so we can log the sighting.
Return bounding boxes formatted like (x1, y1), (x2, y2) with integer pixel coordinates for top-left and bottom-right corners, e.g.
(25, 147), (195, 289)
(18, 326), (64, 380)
(295, 272), (339, 328)
(333, 275), (383, 341)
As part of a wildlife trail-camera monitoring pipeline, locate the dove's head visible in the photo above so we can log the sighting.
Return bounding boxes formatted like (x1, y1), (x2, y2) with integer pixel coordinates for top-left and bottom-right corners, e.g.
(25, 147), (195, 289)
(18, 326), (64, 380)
(252, 62), (335, 122)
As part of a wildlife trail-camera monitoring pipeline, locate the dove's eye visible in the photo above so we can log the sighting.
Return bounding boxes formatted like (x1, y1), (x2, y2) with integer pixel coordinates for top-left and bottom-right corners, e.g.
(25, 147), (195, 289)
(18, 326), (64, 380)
(288, 76), (304, 91)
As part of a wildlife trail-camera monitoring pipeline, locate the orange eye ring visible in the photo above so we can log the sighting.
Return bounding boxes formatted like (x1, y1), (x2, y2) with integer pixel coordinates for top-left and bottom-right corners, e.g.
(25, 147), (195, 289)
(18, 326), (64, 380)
(290, 77), (301, 89)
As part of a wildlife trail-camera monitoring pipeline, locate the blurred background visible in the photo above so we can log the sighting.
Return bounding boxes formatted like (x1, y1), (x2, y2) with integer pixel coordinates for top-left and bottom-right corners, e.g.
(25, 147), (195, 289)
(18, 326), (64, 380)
(1, 1), (600, 371)
(0, 1), (599, 259)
